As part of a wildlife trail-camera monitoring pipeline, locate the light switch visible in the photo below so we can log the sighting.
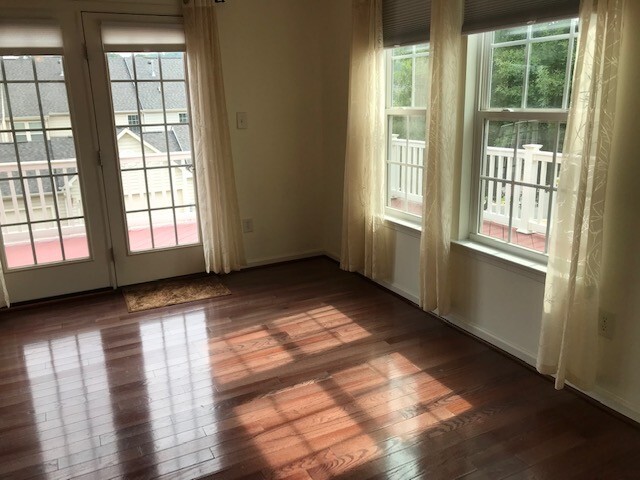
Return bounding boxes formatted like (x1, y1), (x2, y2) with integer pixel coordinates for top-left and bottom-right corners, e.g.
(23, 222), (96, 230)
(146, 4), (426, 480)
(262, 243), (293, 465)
(236, 112), (248, 129)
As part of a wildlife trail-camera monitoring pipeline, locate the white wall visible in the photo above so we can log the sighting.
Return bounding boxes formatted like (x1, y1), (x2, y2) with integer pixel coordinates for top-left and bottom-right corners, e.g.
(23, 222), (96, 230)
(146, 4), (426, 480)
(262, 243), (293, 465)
(215, 0), (326, 265)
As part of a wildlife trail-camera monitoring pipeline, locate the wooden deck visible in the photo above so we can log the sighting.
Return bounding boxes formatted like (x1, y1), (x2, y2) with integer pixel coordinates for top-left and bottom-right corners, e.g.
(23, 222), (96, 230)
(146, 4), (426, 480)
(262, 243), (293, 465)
(0, 258), (638, 479)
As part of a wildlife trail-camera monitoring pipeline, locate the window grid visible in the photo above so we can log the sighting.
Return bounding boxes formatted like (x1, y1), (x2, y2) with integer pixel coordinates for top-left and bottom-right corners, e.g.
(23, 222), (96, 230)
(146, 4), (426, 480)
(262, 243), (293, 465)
(107, 52), (199, 253)
(385, 44), (429, 222)
(474, 20), (577, 258)
(0, 56), (89, 269)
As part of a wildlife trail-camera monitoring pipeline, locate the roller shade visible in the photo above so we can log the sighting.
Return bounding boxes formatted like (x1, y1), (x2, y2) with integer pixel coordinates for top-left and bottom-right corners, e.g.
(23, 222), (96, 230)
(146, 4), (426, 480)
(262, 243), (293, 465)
(463, 0), (580, 35)
(382, 0), (431, 47)
(102, 22), (185, 52)
(0, 20), (64, 54)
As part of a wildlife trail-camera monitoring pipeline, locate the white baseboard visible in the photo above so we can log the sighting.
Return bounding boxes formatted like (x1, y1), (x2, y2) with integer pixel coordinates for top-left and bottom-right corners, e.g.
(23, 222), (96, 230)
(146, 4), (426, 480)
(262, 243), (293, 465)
(443, 313), (538, 366)
(444, 314), (640, 424)
(244, 250), (325, 268)
(375, 279), (420, 305)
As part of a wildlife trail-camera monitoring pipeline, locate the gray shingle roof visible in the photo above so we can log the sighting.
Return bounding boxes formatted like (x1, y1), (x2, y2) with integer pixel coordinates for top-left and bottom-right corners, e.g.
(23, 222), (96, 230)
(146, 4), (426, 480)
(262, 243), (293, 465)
(2, 54), (188, 117)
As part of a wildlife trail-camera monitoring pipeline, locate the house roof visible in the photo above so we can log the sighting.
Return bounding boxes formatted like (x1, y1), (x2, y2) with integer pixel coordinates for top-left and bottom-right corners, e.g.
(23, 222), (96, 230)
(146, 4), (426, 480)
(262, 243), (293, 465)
(2, 54), (188, 117)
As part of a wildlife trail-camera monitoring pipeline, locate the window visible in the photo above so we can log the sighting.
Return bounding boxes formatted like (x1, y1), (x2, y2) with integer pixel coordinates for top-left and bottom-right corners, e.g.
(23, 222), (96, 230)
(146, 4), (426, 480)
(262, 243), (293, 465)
(472, 19), (578, 258)
(107, 51), (198, 252)
(0, 55), (89, 268)
(127, 113), (140, 126)
(385, 43), (429, 222)
(179, 112), (188, 123)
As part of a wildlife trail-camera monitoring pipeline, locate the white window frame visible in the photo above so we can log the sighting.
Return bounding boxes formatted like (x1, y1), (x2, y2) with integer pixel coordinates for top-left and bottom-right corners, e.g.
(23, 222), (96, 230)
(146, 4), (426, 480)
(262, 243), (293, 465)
(469, 20), (579, 263)
(127, 113), (140, 126)
(384, 44), (429, 226)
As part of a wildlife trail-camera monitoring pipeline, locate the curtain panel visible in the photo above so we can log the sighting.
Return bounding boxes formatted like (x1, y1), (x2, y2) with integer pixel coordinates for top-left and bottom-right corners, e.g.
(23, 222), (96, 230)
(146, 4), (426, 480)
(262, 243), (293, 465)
(184, 0), (246, 274)
(419, 0), (465, 315)
(340, 0), (390, 280)
(537, 0), (623, 389)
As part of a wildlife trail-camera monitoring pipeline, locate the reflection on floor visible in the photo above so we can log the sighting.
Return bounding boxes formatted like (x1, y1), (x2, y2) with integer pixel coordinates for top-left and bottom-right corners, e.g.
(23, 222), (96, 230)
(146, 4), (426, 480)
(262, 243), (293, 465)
(0, 258), (638, 479)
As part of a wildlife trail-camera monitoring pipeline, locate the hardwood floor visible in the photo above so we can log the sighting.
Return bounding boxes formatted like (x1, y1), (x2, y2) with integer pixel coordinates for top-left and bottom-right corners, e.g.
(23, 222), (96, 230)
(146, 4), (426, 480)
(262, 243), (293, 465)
(0, 257), (638, 479)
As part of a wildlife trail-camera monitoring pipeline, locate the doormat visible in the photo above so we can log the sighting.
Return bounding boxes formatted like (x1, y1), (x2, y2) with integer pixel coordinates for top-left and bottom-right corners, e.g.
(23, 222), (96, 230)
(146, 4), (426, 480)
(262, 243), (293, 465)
(123, 276), (231, 312)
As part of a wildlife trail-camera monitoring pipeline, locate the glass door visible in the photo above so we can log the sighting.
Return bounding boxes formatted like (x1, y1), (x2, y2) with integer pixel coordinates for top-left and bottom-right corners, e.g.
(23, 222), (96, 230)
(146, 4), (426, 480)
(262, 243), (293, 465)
(0, 20), (112, 303)
(83, 13), (205, 286)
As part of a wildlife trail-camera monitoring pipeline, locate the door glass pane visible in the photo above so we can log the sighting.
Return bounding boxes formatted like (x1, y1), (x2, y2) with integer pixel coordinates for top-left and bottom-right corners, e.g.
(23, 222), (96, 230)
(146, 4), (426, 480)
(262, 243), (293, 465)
(106, 51), (199, 253)
(0, 55), (90, 269)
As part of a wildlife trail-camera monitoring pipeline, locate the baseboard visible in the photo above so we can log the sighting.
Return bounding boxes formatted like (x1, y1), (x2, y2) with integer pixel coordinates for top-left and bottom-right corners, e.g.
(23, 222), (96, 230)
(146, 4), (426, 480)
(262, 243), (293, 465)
(375, 279), (420, 305)
(444, 313), (537, 366)
(244, 250), (325, 268)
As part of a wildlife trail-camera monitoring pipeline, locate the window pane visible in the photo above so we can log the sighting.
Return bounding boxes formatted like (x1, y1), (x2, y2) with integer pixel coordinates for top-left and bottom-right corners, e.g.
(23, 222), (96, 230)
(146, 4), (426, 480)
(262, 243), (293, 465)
(160, 52), (185, 80)
(127, 211), (152, 252)
(515, 121), (560, 188)
(147, 168), (173, 209)
(32, 221), (63, 264)
(60, 218), (89, 261)
(490, 45), (525, 109)
(392, 57), (412, 107)
(34, 55), (65, 81)
(2, 225), (34, 268)
(137, 82), (163, 125)
(3, 57), (34, 81)
(171, 166), (195, 207)
(493, 26), (527, 43)
(0, 179), (27, 224)
(107, 53), (133, 81)
(484, 120), (517, 181)
(151, 208), (176, 248)
(7, 83), (39, 121)
(532, 19), (572, 38)
(133, 53), (160, 81)
(387, 116), (406, 211)
(120, 170), (148, 211)
(54, 174), (85, 219)
(414, 56), (429, 108)
(527, 40), (569, 108)
(175, 206), (198, 245)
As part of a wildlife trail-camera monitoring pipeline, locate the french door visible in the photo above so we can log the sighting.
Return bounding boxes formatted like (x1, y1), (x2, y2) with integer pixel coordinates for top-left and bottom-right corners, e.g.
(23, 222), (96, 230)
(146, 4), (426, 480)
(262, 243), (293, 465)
(83, 13), (204, 286)
(0, 14), (205, 303)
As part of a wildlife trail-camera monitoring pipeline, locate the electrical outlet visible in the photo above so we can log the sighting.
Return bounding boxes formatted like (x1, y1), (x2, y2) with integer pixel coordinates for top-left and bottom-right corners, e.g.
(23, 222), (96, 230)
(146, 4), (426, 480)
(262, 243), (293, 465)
(598, 310), (615, 339)
(241, 218), (253, 233)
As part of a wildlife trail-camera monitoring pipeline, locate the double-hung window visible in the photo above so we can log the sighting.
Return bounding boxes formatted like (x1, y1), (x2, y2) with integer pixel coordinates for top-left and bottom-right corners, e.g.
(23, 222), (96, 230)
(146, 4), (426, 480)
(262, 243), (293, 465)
(472, 19), (578, 259)
(385, 43), (429, 223)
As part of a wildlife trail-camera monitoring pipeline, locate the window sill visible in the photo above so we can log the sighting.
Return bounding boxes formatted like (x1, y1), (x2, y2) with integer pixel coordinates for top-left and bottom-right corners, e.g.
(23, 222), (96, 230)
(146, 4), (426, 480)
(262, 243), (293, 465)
(451, 239), (547, 282)
(383, 215), (422, 237)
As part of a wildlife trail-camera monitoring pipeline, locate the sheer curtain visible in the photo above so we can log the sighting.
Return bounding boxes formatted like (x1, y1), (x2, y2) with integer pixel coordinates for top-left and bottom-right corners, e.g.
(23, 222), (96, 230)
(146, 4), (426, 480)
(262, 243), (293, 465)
(340, 0), (389, 280)
(184, 0), (246, 274)
(419, 0), (464, 315)
(537, 0), (623, 389)
(0, 265), (7, 308)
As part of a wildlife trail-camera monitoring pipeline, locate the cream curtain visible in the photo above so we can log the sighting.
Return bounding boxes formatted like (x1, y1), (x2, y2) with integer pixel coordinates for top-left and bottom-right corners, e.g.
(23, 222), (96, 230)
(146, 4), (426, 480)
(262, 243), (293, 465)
(340, 0), (389, 280)
(0, 264), (8, 308)
(537, 0), (623, 389)
(419, 0), (464, 315)
(184, 0), (245, 274)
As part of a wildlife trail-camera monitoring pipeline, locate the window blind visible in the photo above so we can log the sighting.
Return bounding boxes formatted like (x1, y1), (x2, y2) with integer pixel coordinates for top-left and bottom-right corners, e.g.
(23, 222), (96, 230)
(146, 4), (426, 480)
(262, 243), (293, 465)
(382, 0), (431, 47)
(463, 0), (580, 35)
(101, 22), (185, 52)
(0, 20), (64, 54)
(381, 0), (580, 48)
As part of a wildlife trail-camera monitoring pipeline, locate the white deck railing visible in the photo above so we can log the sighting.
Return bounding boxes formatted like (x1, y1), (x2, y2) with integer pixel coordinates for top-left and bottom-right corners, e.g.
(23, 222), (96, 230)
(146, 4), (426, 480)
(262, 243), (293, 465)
(0, 153), (194, 244)
(389, 137), (562, 233)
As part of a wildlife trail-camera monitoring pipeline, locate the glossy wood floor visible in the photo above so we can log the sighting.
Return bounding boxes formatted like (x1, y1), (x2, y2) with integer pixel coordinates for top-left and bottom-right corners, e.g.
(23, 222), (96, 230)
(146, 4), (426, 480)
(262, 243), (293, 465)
(1, 258), (639, 479)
